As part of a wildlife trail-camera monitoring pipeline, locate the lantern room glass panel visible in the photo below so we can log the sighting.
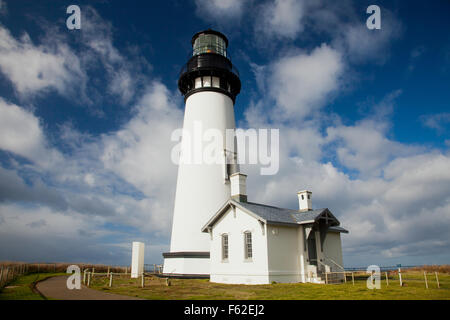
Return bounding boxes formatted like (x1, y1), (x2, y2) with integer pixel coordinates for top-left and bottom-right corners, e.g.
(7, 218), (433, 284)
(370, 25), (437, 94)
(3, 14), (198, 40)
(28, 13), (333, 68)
(193, 34), (227, 57)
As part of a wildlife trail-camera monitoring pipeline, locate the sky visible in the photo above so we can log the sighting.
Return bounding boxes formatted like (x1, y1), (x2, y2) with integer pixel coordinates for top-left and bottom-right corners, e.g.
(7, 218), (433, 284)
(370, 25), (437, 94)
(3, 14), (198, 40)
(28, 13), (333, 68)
(0, 0), (449, 268)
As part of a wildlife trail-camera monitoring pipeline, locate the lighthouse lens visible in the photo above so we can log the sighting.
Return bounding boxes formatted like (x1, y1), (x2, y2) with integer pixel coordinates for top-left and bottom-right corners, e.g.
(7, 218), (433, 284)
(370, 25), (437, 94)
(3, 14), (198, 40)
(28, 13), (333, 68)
(193, 34), (227, 57)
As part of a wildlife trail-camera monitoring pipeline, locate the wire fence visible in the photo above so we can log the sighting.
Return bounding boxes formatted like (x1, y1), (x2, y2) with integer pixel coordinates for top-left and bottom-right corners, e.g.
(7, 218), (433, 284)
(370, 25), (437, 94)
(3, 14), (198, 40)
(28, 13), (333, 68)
(324, 268), (447, 289)
(0, 262), (129, 291)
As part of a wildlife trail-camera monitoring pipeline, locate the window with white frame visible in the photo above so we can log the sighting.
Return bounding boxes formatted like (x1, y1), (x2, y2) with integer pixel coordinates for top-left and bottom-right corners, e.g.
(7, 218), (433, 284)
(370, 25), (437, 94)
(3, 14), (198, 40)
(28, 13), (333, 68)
(244, 231), (252, 260)
(222, 234), (229, 261)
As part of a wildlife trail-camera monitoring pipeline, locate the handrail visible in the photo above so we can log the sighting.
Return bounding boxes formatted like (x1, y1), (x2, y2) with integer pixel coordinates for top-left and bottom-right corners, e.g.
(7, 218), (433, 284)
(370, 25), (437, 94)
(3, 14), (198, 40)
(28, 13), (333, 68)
(323, 255), (345, 272)
(310, 259), (329, 272)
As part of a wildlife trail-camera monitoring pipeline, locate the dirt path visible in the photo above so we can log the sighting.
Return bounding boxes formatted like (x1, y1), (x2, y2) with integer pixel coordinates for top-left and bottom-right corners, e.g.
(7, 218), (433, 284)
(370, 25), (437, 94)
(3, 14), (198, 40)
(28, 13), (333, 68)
(36, 275), (144, 300)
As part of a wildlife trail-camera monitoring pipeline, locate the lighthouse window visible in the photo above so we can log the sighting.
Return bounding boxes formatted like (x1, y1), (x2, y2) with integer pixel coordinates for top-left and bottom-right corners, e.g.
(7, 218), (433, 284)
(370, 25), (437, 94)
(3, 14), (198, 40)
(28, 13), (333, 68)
(222, 234), (229, 261)
(244, 231), (253, 260)
(193, 34), (227, 57)
(212, 76), (220, 88)
(195, 77), (202, 89)
(203, 76), (211, 87)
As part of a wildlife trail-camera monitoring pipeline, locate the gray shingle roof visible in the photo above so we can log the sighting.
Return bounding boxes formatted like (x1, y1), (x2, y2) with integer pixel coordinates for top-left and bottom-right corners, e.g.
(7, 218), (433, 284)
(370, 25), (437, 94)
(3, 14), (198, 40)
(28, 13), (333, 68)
(237, 201), (327, 225)
(202, 199), (345, 232)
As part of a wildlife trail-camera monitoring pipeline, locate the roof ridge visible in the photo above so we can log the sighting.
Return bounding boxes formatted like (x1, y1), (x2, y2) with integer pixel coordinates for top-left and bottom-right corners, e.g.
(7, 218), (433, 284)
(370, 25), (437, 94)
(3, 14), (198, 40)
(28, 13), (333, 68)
(244, 201), (326, 213)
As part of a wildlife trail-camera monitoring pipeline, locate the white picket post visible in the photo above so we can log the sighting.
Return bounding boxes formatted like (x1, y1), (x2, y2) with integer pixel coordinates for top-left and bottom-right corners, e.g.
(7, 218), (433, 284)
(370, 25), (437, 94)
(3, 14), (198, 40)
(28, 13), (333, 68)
(435, 272), (440, 289)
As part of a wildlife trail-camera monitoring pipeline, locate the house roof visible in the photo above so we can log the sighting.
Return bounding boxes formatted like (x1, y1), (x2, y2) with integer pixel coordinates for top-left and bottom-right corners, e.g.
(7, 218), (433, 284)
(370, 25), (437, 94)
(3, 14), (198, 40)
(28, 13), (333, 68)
(201, 199), (348, 233)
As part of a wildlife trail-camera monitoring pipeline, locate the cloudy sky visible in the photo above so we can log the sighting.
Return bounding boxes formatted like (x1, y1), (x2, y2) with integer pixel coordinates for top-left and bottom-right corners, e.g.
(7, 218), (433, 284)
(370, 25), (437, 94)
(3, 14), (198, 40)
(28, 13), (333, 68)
(0, 0), (449, 268)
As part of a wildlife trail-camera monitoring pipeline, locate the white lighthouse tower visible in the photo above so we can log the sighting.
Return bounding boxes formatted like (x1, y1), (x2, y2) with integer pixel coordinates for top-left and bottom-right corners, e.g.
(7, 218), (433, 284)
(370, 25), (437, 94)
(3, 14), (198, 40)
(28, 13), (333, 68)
(163, 30), (241, 277)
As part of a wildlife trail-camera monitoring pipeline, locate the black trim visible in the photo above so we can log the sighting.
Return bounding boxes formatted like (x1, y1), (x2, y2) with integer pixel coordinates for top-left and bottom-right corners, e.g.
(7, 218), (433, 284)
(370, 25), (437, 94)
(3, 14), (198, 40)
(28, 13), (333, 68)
(159, 273), (210, 279)
(178, 53), (241, 103)
(162, 251), (210, 259)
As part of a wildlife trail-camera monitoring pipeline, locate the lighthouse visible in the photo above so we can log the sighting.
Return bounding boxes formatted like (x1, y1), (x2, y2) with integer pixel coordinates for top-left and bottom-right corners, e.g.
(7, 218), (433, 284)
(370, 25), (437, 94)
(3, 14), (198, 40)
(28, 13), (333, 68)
(162, 30), (241, 277)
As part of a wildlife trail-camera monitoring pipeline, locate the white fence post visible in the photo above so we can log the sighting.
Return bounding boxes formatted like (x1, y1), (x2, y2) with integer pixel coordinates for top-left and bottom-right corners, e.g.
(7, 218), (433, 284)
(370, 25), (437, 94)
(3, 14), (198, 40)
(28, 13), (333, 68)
(398, 268), (403, 286)
(386, 272), (389, 286)
(87, 272), (91, 287)
(109, 273), (113, 287)
(435, 272), (440, 289)
(424, 271), (428, 289)
(83, 269), (88, 284)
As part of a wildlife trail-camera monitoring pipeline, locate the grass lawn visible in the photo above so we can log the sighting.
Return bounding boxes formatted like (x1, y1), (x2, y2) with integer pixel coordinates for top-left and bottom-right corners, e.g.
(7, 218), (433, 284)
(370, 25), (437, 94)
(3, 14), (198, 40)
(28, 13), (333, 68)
(0, 273), (65, 300)
(88, 271), (450, 300)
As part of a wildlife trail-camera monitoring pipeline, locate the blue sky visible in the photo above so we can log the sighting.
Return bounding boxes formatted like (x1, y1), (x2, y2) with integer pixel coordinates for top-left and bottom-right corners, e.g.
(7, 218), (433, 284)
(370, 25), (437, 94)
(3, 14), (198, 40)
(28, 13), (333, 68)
(0, 0), (449, 268)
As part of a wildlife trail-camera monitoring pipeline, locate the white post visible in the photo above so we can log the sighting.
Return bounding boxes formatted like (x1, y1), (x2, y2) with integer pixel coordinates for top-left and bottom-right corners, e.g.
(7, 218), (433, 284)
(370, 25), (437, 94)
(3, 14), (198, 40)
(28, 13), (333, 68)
(131, 242), (145, 279)
(325, 272), (328, 284)
(398, 268), (403, 286)
(344, 272), (347, 283)
(141, 273), (144, 288)
(386, 272), (389, 286)
(87, 272), (91, 287)
(435, 272), (440, 289)
(109, 273), (113, 287)
(424, 271), (428, 289)
(83, 270), (87, 284)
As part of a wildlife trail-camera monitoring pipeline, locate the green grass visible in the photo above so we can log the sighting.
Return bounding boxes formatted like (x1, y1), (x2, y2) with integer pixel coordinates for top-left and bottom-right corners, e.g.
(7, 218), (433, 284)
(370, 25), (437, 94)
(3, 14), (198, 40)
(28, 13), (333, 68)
(87, 272), (450, 300)
(0, 273), (65, 300)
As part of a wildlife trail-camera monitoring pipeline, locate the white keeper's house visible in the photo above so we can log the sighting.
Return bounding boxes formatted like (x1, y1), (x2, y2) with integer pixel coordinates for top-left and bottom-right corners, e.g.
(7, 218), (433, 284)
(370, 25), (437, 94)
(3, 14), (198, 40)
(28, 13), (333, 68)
(202, 173), (348, 285)
(162, 29), (348, 285)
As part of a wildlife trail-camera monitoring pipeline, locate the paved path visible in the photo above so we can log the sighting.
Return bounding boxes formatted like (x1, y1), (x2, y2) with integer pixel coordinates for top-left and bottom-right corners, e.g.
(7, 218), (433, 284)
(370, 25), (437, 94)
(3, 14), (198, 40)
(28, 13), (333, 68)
(36, 276), (144, 300)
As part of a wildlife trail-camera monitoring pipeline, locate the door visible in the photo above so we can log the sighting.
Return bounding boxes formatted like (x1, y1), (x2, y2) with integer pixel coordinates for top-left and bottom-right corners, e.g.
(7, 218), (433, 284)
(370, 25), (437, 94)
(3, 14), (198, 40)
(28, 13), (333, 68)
(307, 233), (317, 266)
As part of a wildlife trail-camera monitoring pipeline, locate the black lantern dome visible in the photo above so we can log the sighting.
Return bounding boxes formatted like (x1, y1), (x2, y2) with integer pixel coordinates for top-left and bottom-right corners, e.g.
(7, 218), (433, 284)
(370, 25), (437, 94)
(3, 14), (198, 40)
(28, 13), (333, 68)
(178, 29), (241, 103)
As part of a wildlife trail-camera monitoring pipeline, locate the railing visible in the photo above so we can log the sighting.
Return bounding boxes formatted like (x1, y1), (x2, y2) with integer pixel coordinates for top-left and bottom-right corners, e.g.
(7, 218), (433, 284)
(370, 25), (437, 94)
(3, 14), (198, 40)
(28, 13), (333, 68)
(179, 54), (240, 78)
(144, 264), (163, 274)
(323, 255), (345, 272)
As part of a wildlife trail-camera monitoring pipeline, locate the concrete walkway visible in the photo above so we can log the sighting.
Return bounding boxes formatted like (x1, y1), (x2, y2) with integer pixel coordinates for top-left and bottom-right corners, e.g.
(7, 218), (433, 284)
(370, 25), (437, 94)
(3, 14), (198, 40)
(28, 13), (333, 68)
(36, 276), (144, 300)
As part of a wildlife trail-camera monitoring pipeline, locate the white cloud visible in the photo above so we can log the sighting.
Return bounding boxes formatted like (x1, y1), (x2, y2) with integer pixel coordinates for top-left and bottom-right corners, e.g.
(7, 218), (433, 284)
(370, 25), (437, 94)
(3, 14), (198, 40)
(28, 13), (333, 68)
(255, 0), (305, 39)
(326, 119), (419, 177)
(268, 44), (344, 121)
(0, 98), (62, 167)
(80, 7), (149, 105)
(420, 112), (450, 134)
(0, 25), (85, 98)
(195, 0), (249, 23)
